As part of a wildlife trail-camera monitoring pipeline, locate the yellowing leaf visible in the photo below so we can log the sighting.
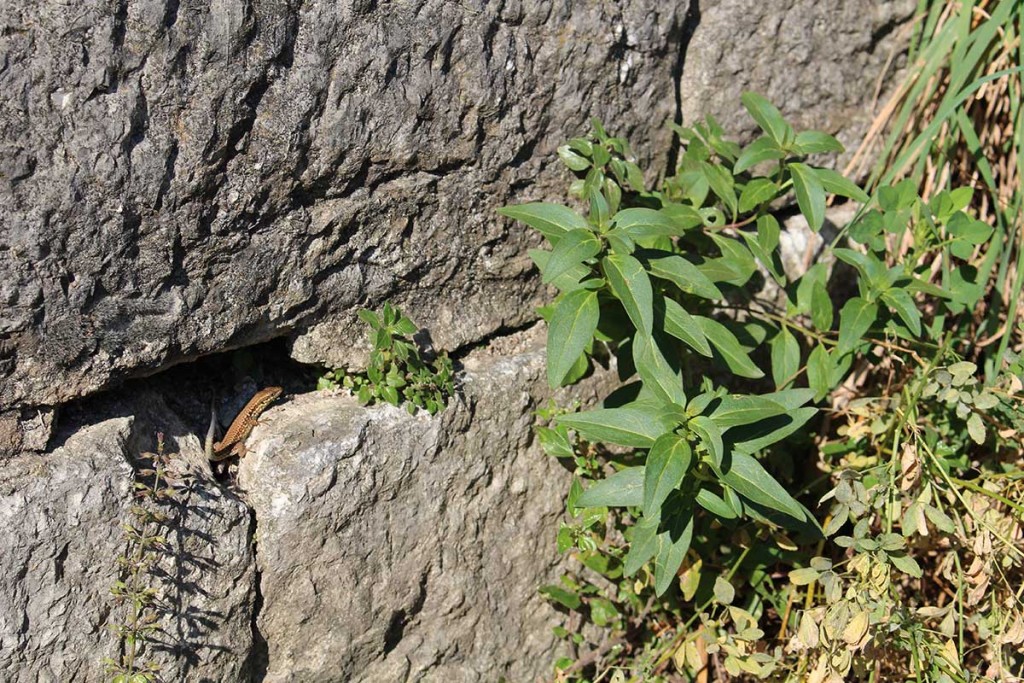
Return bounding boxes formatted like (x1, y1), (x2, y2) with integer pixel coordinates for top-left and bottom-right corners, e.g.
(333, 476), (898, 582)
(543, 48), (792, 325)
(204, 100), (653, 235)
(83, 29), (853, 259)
(842, 610), (870, 647)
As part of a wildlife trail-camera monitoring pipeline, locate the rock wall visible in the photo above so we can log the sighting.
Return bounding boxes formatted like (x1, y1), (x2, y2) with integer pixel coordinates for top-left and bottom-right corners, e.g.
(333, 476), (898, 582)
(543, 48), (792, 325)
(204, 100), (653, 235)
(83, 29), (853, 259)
(0, 0), (915, 679)
(0, 326), (611, 681)
(0, 0), (684, 436)
(0, 410), (256, 682)
(0, 0), (912, 453)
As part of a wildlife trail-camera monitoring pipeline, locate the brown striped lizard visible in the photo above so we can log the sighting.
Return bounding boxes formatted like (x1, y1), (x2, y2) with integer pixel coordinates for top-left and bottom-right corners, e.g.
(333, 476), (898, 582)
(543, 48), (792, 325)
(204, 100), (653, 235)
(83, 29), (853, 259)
(204, 386), (283, 462)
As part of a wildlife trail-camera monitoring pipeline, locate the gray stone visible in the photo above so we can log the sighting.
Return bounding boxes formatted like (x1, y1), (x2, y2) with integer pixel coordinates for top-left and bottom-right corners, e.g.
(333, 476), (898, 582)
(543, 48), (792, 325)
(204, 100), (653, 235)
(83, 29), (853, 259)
(0, 410), (255, 681)
(0, 0), (912, 443)
(0, 0), (683, 424)
(0, 325), (613, 680)
(679, 0), (916, 157)
(241, 324), (607, 681)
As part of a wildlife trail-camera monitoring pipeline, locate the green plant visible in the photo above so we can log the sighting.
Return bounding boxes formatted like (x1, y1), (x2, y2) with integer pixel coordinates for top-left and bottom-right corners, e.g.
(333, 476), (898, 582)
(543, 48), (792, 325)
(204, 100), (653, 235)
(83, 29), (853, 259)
(319, 301), (454, 415)
(501, 92), (1023, 681)
(104, 435), (177, 683)
(849, 0), (1023, 381)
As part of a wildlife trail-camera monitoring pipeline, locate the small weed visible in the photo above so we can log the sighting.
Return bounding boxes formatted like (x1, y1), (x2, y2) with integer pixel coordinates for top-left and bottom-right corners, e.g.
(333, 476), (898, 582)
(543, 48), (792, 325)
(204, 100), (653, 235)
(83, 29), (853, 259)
(104, 434), (179, 683)
(319, 302), (454, 415)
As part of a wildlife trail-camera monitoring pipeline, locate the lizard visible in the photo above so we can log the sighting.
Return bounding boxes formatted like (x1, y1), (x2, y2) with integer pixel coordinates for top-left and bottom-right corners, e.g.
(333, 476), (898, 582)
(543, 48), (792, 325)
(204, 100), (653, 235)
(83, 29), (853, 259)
(204, 386), (283, 462)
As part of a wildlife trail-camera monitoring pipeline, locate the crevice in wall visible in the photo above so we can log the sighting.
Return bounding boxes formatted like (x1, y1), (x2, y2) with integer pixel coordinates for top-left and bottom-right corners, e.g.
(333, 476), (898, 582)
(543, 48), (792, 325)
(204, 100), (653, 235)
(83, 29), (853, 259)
(43, 308), (547, 459)
(242, 507), (269, 681)
(382, 570), (429, 657)
(446, 317), (543, 363)
(48, 337), (319, 456)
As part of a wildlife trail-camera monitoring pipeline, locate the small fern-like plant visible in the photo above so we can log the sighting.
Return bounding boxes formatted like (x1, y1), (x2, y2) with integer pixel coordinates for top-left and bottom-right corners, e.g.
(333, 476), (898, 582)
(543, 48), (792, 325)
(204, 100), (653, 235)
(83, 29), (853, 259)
(104, 435), (177, 683)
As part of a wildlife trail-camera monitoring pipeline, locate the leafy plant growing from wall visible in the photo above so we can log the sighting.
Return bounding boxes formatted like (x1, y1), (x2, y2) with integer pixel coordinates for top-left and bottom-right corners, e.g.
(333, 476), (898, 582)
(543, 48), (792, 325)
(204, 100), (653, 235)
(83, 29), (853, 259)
(319, 301), (454, 415)
(501, 92), (1021, 680)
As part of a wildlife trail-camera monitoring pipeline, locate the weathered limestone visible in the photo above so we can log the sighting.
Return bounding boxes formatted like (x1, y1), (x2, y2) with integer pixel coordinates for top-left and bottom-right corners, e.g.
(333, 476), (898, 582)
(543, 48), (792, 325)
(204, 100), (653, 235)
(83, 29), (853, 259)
(0, 326), (613, 680)
(0, 411), (256, 681)
(0, 0), (912, 454)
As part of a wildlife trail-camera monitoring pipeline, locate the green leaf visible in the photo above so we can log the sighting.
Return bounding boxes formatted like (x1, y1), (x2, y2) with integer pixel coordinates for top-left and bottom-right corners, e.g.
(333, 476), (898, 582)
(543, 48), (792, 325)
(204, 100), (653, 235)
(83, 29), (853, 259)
(881, 288), (922, 336)
(713, 576), (735, 605)
(709, 234), (757, 285)
(789, 567), (821, 586)
(730, 407), (817, 454)
(795, 262), (828, 314)
(624, 516), (660, 576)
(967, 413), (985, 444)
(605, 227), (636, 255)
(765, 387), (815, 410)
(837, 297), (878, 356)
(547, 289), (600, 388)
(888, 553), (922, 578)
(543, 229), (601, 285)
(739, 178), (780, 212)
(710, 394), (788, 429)
(807, 345), (834, 400)
(557, 145), (590, 171)
(589, 597), (620, 627)
(924, 505), (956, 534)
(536, 426), (574, 458)
(794, 131), (844, 154)
(717, 451), (806, 521)
(695, 488), (737, 519)
(528, 249), (590, 291)
(559, 406), (673, 448)
(789, 162), (826, 232)
(587, 176), (611, 227)
(654, 511), (694, 596)
(756, 214), (780, 253)
(696, 317), (765, 379)
(813, 167), (870, 202)
(633, 333), (687, 407)
(394, 316), (417, 336)
(770, 328), (800, 388)
(576, 467), (644, 507)
(646, 253), (723, 300)
(540, 584), (582, 610)
(740, 92), (793, 147)
(603, 254), (654, 336)
(662, 297), (713, 357)
(613, 207), (701, 238)
(358, 309), (381, 329)
(659, 203), (707, 233)
(833, 248), (880, 280)
(701, 161), (738, 218)
(734, 136), (785, 174)
(947, 213), (994, 245)
(644, 434), (693, 518)
(739, 230), (785, 287)
(810, 282), (833, 331)
(690, 416), (724, 468)
(498, 203), (589, 242)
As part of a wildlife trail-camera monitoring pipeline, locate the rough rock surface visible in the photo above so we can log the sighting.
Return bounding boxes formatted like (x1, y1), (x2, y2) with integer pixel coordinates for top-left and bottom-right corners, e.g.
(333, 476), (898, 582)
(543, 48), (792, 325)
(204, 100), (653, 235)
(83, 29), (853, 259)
(0, 0), (683, 425)
(679, 0), (916, 153)
(0, 325), (611, 680)
(0, 0), (912, 450)
(241, 324), (604, 681)
(0, 410), (256, 681)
